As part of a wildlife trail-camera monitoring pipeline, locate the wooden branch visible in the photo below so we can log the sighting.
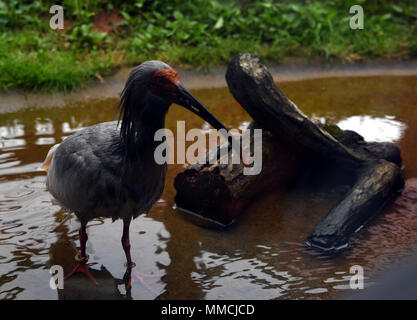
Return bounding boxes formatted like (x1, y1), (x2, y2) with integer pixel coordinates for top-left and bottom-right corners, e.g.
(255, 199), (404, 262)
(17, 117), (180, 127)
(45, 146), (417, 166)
(306, 160), (404, 251)
(225, 54), (367, 170)
(174, 53), (404, 251)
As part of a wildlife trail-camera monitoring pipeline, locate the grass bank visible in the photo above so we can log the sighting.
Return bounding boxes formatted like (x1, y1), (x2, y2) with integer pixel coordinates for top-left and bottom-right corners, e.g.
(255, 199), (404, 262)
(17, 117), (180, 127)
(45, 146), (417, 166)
(0, 0), (416, 92)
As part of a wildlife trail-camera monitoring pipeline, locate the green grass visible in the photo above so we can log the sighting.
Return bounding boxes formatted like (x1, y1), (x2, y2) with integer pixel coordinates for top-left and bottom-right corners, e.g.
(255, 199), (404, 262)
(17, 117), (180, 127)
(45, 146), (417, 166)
(0, 0), (416, 92)
(0, 35), (117, 91)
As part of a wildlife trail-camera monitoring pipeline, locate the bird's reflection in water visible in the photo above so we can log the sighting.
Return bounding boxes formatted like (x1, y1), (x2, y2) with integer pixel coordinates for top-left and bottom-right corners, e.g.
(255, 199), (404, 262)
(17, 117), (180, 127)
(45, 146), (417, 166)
(48, 211), (127, 299)
(59, 265), (132, 300)
(48, 210), (167, 299)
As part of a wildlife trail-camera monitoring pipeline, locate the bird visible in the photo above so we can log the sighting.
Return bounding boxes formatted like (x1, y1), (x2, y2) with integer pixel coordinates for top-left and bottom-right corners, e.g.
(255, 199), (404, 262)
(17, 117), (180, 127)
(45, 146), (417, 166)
(42, 60), (241, 287)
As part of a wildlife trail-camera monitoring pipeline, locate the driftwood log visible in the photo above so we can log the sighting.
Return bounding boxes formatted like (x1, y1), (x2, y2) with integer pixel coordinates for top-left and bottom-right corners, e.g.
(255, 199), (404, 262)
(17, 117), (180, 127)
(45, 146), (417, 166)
(174, 53), (404, 252)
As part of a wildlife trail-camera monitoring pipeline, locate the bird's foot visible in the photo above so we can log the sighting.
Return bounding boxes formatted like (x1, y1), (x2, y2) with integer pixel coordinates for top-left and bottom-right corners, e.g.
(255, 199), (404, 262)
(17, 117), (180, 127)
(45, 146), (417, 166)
(65, 253), (98, 285)
(121, 263), (161, 294)
(122, 265), (133, 292)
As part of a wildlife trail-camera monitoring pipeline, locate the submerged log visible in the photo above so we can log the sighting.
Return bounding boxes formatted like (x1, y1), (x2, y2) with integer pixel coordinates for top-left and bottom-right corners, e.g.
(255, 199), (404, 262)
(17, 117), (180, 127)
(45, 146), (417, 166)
(306, 159), (404, 251)
(174, 53), (404, 251)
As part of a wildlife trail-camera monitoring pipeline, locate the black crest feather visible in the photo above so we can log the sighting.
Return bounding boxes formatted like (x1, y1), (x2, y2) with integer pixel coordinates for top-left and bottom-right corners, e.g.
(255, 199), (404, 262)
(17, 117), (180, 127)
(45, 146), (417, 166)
(115, 61), (170, 157)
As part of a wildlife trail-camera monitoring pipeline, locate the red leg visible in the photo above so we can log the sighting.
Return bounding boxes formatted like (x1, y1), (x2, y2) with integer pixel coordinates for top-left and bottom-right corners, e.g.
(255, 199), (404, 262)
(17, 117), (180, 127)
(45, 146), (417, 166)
(65, 222), (98, 285)
(120, 218), (161, 293)
(122, 218), (135, 268)
(121, 218), (135, 290)
(122, 266), (133, 291)
(79, 223), (88, 259)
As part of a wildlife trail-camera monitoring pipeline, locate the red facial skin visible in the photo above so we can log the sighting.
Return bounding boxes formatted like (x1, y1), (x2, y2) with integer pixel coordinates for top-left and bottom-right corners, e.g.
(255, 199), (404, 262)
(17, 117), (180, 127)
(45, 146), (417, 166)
(149, 68), (181, 103)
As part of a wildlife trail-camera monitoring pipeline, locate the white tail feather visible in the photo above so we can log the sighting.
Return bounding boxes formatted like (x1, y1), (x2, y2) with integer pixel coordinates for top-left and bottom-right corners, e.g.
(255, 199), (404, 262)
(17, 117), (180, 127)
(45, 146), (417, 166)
(40, 143), (60, 171)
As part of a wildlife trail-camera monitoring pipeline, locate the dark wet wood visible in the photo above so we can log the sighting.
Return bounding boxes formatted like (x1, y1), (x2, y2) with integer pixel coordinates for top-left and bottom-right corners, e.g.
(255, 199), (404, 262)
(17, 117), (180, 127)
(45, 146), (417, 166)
(174, 53), (404, 251)
(174, 123), (304, 225)
(306, 159), (404, 251)
(225, 54), (369, 170)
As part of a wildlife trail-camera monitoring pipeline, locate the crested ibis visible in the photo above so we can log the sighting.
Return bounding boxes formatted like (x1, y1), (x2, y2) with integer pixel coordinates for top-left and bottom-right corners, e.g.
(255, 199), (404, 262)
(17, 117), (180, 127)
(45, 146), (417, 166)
(43, 61), (245, 287)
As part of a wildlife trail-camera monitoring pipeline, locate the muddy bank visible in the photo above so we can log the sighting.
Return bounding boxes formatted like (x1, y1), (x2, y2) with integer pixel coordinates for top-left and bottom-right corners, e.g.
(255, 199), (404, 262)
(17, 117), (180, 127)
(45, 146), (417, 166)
(1, 60), (417, 113)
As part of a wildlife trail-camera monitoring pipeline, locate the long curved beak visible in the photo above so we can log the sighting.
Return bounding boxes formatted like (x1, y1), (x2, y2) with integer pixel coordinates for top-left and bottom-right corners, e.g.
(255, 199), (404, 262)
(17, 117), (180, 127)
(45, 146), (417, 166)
(176, 84), (226, 132)
(176, 84), (250, 166)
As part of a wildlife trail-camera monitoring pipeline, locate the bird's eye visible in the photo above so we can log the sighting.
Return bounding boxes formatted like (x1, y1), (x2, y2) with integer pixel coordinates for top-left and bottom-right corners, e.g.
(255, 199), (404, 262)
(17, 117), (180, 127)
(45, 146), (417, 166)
(156, 77), (163, 85)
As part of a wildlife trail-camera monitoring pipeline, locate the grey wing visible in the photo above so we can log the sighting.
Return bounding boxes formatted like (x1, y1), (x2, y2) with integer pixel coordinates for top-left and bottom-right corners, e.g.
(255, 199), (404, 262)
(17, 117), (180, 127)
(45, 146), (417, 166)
(46, 121), (125, 217)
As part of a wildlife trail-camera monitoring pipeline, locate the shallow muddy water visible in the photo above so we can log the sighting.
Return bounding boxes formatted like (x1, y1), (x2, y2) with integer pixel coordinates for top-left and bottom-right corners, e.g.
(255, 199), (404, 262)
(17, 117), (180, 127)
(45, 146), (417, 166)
(1, 76), (417, 300)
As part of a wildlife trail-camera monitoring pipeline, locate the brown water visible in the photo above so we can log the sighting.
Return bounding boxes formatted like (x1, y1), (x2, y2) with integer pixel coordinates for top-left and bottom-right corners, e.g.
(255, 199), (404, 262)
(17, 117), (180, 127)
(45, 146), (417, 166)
(1, 76), (417, 300)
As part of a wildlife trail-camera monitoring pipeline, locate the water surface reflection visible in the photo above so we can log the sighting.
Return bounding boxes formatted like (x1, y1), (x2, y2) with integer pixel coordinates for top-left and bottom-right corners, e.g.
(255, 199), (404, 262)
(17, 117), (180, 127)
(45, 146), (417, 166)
(337, 115), (406, 142)
(1, 76), (417, 299)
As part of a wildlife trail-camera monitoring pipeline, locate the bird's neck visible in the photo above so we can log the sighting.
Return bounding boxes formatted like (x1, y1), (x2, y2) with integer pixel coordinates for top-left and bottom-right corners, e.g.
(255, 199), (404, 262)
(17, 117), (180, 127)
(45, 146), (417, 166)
(125, 113), (167, 164)
(120, 94), (170, 165)
(138, 117), (166, 150)
(122, 117), (167, 188)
